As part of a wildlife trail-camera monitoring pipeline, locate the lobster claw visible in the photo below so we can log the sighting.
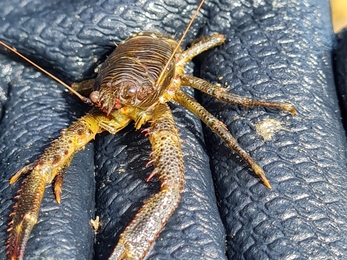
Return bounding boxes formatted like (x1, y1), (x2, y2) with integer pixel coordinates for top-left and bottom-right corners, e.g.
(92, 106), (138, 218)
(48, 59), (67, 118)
(7, 165), (49, 260)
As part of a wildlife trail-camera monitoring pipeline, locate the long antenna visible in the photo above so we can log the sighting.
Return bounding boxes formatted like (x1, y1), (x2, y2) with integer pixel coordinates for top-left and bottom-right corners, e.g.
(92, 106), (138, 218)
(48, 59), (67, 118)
(1, 0), (205, 101)
(156, 0), (205, 86)
(0, 41), (92, 104)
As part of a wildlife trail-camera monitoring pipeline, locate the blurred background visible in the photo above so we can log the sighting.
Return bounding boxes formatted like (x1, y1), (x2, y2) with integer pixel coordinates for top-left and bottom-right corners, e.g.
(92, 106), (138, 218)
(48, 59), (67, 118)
(331, 0), (347, 32)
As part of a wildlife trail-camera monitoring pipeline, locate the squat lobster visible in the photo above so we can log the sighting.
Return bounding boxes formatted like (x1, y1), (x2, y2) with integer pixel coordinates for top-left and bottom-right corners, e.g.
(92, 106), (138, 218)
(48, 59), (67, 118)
(1, 1), (295, 259)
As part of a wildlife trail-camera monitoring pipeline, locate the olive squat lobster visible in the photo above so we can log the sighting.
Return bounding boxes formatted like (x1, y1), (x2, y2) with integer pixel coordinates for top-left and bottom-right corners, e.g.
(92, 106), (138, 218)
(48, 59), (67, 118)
(1, 3), (296, 260)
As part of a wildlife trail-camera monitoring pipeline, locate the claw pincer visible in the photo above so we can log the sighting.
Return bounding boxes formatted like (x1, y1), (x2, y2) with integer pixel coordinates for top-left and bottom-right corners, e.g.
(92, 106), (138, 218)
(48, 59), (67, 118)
(7, 165), (46, 260)
(110, 103), (184, 259)
(7, 112), (103, 259)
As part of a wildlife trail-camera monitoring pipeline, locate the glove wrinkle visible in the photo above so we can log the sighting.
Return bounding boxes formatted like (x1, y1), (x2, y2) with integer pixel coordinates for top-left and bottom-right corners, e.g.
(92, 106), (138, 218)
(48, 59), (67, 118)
(0, 0), (225, 259)
(201, 1), (347, 259)
(0, 0), (346, 260)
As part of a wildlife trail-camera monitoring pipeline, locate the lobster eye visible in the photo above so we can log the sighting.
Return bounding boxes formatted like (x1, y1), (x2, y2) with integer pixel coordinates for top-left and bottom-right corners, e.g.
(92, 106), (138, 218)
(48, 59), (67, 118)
(122, 84), (137, 98)
(89, 91), (100, 104)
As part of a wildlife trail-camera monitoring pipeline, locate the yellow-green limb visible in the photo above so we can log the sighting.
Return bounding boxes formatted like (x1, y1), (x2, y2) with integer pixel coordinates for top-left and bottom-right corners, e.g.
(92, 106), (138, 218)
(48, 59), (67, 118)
(178, 33), (226, 65)
(181, 75), (296, 115)
(173, 90), (271, 189)
(7, 108), (131, 260)
(110, 103), (184, 259)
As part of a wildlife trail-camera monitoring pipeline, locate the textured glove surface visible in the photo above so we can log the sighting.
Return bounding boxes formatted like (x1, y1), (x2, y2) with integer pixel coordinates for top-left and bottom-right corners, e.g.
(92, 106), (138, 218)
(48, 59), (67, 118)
(0, 0), (346, 260)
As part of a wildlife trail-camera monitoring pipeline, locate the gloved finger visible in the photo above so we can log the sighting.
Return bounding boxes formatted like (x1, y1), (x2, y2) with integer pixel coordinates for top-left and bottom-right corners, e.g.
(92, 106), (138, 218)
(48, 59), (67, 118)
(0, 0), (227, 259)
(89, 1), (227, 259)
(201, 0), (347, 259)
(335, 28), (347, 112)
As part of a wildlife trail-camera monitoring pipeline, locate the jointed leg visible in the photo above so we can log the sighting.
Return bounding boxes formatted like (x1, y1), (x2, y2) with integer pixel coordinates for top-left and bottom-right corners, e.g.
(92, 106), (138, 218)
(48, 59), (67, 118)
(174, 90), (271, 189)
(110, 103), (184, 259)
(182, 75), (296, 114)
(7, 108), (130, 260)
(178, 33), (226, 65)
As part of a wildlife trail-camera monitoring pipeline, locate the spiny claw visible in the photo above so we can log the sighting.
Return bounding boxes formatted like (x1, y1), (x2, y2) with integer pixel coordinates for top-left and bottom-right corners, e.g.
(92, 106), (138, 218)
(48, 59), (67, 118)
(7, 212), (38, 260)
(7, 111), (106, 259)
(7, 169), (47, 260)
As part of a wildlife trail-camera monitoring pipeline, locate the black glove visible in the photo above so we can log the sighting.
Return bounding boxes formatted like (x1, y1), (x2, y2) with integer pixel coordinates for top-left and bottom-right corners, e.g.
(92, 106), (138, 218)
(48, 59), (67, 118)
(1, 0), (347, 259)
(336, 28), (347, 112)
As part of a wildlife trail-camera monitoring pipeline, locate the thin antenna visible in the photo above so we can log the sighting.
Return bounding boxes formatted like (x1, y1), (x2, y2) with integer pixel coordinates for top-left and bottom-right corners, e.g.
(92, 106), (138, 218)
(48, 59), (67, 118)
(0, 41), (92, 105)
(156, 0), (205, 86)
(1, 0), (205, 102)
